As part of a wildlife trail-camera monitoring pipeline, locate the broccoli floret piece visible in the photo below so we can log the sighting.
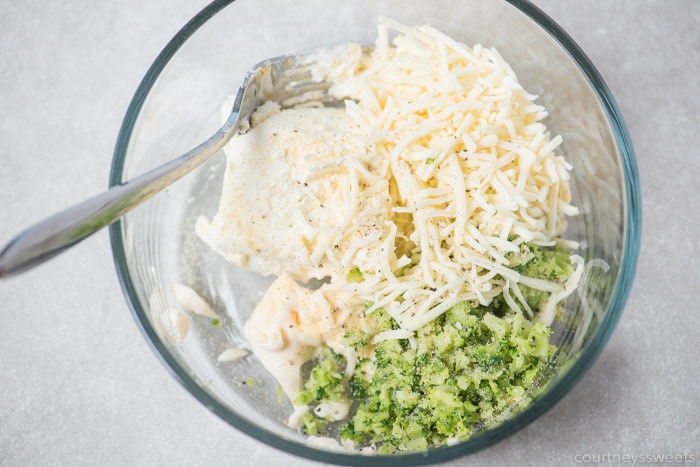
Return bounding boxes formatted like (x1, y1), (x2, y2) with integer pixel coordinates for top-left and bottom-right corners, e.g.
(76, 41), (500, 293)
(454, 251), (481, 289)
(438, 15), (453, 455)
(342, 328), (371, 351)
(295, 350), (346, 406)
(349, 358), (373, 398)
(365, 306), (397, 333)
(346, 267), (364, 283)
(297, 411), (324, 436)
(472, 345), (505, 373)
(524, 245), (575, 282)
(506, 243), (576, 312)
(445, 301), (472, 324)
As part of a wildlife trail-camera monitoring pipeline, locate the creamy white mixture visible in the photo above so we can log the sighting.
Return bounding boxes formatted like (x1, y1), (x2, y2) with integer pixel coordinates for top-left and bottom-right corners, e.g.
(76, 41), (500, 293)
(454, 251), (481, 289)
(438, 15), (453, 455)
(241, 274), (364, 411)
(196, 104), (392, 283)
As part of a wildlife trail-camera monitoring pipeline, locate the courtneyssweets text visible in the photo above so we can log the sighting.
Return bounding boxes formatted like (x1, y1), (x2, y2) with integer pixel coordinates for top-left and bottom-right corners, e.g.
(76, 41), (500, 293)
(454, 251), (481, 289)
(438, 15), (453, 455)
(573, 452), (696, 465)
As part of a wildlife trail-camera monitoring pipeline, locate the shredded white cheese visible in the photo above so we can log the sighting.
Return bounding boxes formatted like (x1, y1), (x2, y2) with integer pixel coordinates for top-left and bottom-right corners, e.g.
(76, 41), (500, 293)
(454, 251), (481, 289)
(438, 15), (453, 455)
(201, 18), (581, 339)
(295, 18), (580, 329)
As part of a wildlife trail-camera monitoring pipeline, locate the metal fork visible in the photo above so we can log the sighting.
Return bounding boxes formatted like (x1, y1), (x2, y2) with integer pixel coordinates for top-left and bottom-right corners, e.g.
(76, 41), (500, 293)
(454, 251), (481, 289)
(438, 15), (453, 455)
(0, 51), (332, 278)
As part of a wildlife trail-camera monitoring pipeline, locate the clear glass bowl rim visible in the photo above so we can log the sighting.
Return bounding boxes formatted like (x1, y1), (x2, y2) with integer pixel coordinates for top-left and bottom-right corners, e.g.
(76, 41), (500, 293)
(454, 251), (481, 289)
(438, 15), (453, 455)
(108, 0), (642, 464)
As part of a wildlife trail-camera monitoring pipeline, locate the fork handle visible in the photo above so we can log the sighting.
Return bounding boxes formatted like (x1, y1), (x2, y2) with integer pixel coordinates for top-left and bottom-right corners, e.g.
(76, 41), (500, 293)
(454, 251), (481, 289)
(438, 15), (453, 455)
(0, 119), (236, 279)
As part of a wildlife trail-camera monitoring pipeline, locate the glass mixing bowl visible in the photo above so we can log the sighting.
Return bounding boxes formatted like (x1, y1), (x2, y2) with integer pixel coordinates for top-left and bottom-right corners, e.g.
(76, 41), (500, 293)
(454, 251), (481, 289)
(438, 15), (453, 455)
(109, 0), (641, 464)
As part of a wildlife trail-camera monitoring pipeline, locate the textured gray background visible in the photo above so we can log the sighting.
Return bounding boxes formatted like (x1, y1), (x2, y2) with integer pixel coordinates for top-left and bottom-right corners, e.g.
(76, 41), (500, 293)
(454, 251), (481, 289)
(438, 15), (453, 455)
(1, 1), (698, 466)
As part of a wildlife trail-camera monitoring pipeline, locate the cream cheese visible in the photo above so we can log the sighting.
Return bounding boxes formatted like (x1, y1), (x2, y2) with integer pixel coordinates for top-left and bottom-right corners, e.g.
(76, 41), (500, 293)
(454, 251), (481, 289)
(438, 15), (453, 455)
(242, 274), (364, 409)
(196, 104), (392, 283)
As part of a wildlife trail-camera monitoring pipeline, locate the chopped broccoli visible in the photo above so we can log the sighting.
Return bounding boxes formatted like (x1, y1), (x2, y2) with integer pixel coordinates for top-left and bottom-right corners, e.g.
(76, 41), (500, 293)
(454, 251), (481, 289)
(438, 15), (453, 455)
(349, 358), (373, 398)
(342, 328), (371, 350)
(337, 308), (557, 451)
(510, 244), (575, 311)
(296, 244), (574, 453)
(293, 349), (349, 435)
(295, 350), (346, 406)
